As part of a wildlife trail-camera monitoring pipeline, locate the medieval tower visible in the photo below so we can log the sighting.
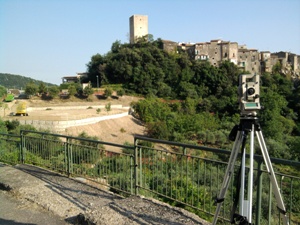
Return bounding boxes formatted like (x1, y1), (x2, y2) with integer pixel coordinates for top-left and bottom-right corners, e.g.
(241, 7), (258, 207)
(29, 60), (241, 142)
(129, 15), (148, 44)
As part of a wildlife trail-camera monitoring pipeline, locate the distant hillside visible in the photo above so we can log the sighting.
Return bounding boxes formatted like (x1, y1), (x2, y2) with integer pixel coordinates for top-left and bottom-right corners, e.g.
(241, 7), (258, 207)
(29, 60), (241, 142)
(0, 73), (56, 89)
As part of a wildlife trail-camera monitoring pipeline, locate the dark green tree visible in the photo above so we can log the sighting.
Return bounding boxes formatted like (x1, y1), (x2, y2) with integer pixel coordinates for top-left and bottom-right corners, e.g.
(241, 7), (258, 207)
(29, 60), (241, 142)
(38, 82), (47, 95)
(25, 82), (38, 96)
(83, 85), (94, 97)
(48, 86), (60, 98)
(68, 84), (77, 97)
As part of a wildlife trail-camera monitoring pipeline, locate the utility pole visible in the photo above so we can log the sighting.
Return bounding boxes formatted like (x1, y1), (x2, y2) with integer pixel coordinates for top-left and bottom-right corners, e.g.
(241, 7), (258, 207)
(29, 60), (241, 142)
(96, 75), (99, 92)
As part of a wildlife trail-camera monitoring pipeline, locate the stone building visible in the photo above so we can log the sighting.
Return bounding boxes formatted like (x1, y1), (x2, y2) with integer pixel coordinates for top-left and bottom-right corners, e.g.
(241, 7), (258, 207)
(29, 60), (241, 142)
(129, 15), (148, 44)
(271, 51), (299, 75)
(238, 45), (260, 74)
(161, 40), (179, 53)
(259, 51), (272, 73)
(162, 38), (299, 76)
(183, 40), (238, 67)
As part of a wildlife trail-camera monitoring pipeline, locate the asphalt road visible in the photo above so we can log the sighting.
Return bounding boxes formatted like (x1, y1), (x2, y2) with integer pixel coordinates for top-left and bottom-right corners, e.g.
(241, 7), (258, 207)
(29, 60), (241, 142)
(0, 191), (69, 225)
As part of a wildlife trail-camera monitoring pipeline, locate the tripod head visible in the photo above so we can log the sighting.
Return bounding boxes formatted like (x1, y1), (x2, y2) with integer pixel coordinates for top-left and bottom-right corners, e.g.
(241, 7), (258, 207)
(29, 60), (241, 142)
(239, 74), (261, 117)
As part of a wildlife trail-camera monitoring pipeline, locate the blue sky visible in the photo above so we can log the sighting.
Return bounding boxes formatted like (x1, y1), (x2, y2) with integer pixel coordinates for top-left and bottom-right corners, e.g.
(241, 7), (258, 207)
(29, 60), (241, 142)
(1, 0), (299, 85)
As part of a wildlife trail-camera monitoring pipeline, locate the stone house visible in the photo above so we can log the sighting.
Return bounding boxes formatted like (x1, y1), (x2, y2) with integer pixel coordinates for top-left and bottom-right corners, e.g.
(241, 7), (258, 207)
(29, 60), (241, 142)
(238, 45), (260, 74)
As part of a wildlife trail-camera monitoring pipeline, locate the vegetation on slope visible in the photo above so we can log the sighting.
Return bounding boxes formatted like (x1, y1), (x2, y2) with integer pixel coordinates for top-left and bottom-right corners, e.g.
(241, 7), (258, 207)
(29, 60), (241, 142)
(0, 73), (55, 89)
(85, 38), (300, 161)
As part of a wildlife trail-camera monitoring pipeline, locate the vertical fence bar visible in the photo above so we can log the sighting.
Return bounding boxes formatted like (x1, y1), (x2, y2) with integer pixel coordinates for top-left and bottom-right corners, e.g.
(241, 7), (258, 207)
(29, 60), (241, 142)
(289, 178), (293, 225)
(130, 155), (134, 195)
(256, 159), (263, 225)
(21, 131), (25, 164)
(268, 182), (272, 225)
(134, 137), (139, 196)
(66, 137), (71, 176)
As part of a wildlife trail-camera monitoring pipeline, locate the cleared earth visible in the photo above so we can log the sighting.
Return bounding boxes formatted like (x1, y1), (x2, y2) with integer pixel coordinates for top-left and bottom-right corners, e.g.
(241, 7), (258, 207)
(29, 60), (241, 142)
(2, 95), (145, 145)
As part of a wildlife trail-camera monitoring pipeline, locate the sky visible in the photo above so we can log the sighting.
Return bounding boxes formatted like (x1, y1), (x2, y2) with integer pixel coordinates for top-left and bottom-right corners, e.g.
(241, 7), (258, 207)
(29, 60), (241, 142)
(1, 0), (300, 85)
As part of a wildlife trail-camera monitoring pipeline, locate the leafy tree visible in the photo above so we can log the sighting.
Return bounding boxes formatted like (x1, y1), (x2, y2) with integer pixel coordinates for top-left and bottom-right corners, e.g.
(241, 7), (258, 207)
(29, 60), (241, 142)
(5, 120), (20, 132)
(38, 82), (47, 94)
(0, 86), (7, 98)
(87, 54), (107, 86)
(116, 88), (125, 97)
(48, 86), (60, 98)
(146, 121), (170, 140)
(83, 85), (94, 97)
(25, 82), (38, 96)
(272, 62), (282, 74)
(104, 87), (113, 98)
(68, 84), (77, 97)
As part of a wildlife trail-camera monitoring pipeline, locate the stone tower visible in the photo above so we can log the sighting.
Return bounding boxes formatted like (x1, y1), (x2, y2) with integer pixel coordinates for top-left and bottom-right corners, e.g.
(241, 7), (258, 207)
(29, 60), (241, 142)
(129, 15), (148, 44)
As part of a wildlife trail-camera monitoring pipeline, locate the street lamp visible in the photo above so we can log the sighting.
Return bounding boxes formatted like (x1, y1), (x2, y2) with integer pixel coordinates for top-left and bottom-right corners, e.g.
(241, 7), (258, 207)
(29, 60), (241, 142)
(96, 75), (99, 92)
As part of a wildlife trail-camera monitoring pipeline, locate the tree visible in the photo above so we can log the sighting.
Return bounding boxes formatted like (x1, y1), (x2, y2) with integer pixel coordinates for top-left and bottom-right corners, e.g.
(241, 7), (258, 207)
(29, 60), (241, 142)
(25, 82), (38, 96)
(0, 86), (7, 98)
(68, 84), (77, 97)
(38, 82), (47, 95)
(83, 85), (94, 97)
(116, 88), (125, 97)
(48, 86), (60, 98)
(86, 54), (107, 87)
(272, 62), (282, 74)
(104, 87), (113, 98)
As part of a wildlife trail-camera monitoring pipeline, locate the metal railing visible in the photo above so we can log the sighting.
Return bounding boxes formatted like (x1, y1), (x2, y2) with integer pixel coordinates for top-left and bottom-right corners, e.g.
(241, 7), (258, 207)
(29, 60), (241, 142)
(0, 130), (299, 224)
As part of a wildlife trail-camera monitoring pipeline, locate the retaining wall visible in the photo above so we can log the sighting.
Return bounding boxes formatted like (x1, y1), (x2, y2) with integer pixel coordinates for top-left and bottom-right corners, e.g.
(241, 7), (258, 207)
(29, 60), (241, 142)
(18, 112), (130, 133)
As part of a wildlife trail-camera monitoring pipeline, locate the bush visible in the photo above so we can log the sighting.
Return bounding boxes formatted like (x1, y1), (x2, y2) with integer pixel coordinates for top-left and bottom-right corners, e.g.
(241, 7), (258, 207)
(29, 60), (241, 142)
(117, 88), (125, 97)
(105, 103), (111, 112)
(206, 132), (216, 144)
(104, 88), (113, 98)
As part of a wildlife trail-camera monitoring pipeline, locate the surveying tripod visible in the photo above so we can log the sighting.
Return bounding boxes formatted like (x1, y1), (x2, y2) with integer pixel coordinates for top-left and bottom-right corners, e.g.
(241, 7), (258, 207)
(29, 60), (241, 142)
(212, 116), (289, 225)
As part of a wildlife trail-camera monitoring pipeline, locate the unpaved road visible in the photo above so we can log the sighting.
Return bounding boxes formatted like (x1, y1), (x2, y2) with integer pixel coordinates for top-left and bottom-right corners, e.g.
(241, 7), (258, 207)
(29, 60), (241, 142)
(0, 163), (211, 225)
(0, 190), (67, 225)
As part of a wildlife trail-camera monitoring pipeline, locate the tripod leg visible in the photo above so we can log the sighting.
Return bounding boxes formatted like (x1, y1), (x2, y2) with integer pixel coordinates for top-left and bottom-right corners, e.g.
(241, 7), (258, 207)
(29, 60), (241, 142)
(212, 130), (244, 225)
(256, 130), (290, 225)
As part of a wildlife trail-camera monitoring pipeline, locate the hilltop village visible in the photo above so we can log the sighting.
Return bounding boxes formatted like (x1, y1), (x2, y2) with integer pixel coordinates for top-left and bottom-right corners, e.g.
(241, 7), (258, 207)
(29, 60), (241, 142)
(130, 15), (300, 78)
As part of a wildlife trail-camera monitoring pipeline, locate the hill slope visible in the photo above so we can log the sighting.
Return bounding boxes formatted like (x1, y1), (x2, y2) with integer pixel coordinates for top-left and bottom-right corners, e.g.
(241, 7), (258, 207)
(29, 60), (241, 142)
(0, 73), (55, 89)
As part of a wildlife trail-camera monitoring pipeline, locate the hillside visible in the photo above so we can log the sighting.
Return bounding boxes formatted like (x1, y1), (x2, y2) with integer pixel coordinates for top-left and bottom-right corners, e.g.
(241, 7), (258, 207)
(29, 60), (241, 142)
(0, 73), (55, 89)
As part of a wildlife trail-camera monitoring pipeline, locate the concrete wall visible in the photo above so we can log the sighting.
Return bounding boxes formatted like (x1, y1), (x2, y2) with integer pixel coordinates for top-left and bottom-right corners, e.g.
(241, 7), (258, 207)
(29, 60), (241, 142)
(26, 105), (126, 112)
(18, 112), (130, 133)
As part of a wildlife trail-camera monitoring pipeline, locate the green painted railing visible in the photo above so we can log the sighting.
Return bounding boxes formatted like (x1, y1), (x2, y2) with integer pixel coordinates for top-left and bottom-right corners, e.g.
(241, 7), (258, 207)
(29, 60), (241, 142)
(0, 130), (299, 224)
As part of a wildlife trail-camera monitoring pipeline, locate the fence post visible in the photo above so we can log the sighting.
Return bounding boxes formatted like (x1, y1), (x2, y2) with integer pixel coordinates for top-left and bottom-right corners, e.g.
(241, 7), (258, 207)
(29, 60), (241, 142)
(255, 159), (263, 225)
(134, 137), (139, 196)
(20, 131), (25, 164)
(66, 137), (72, 177)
